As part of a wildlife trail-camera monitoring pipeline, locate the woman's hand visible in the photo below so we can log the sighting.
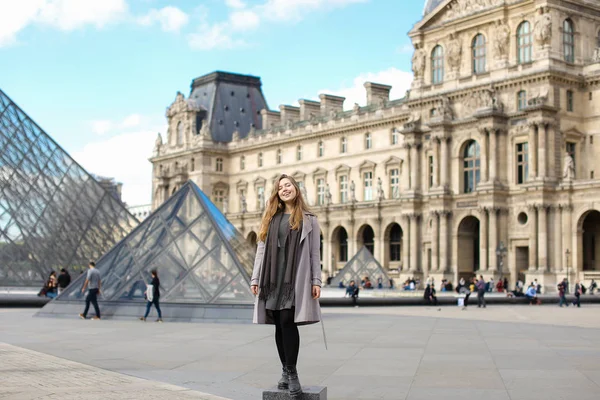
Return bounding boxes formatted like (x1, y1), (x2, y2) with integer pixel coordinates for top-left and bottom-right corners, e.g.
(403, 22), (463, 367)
(312, 285), (321, 300)
(251, 285), (259, 296)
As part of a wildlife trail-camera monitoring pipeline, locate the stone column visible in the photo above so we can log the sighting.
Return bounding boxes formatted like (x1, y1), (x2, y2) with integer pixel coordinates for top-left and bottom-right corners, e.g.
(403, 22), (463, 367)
(439, 211), (450, 272)
(561, 204), (573, 273)
(440, 137), (450, 189)
(488, 207), (498, 271)
(431, 211), (440, 271)
(480, 128), (489, 183)
(538, 204), (548, 272)
(553, 206), (563, 272)
(433, 138), (440, 188)
(411, 144), (421, 192)
(528, 122), (538, 178)
(546, 123), (556, 180)
(479, 207), (489, 271)
(402, 216), (410, 272)
(528, 205), (538, 270)
(403, 143), (412, 190)
(489, 129), (498, 183)
(410, 214), (419, 272)
(538, 123), (547, 179)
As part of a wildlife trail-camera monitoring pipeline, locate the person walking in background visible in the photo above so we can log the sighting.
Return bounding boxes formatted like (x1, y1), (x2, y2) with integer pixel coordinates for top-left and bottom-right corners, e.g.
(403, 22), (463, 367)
(57, 268), (71, 295)
(459, 277), (473, 310)
(79, 262), (101, 320)
(503, 277), (509, 292)
(424, 284), (438, 306)
(476, 275), (486, 308)
(140, 269), (162, 322)
(589, 279), (597, 294)
(558, 278), (568, 307)
(573, 280), (582, 308)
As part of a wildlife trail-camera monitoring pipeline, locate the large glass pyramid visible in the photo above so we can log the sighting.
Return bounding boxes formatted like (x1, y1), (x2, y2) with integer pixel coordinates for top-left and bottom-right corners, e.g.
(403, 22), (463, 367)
(0, 89), (138, 287)
(51, 181), (255, 312)
(330, 246), (392, 288)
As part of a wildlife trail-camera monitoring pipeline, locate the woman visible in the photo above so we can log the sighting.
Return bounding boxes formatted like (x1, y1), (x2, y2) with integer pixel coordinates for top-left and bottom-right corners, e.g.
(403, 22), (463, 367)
(140, 269), (162, 322)
(45, 271), (58, 299)
(251, 174), (322, 399)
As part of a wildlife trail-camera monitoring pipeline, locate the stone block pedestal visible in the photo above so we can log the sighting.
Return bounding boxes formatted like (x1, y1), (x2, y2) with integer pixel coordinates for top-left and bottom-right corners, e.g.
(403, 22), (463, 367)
(263, 386), (327, 400)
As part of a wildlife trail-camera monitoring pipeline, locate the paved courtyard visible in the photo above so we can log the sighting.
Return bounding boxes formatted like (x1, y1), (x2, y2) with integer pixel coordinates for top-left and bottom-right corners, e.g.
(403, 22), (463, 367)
(1, 305), (600, 400)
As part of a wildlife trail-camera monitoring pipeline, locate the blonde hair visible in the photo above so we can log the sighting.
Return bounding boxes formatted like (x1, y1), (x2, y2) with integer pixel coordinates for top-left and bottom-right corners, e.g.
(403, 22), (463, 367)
(258, 174), (311, 242)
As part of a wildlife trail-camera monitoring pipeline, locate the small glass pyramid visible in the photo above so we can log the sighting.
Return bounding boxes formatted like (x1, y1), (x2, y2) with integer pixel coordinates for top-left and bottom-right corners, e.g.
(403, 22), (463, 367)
(55, 181), (255, 305)
(0, 89), (138, 287)
(330, 246), (392, 288)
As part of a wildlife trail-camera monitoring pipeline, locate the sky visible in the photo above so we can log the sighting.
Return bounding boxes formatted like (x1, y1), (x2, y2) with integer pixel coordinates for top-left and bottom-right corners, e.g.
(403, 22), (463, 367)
(0, 0), (425, 207)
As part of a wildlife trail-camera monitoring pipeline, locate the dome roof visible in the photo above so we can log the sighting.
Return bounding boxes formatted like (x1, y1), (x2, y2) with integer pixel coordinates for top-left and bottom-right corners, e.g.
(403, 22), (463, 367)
(423, 0), (445, 15)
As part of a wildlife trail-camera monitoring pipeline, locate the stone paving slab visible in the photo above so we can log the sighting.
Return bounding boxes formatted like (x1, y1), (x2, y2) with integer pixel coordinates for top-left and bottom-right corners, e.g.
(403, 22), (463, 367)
(0, 342), (230, 400)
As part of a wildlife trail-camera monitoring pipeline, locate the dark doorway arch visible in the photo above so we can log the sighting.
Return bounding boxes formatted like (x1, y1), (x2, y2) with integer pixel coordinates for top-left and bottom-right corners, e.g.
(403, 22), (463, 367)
(385, 223), (403, 264)
(457, 216), (480, 278)
(581, 210), (600, 271)
(331, 226), (348, 264)
(358, 225), (375, 255)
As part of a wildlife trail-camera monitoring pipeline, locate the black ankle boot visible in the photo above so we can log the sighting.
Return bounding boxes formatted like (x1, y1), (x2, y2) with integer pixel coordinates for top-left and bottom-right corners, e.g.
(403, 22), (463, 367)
(277, 366), (289, 390)
(286, 365), (302, 398)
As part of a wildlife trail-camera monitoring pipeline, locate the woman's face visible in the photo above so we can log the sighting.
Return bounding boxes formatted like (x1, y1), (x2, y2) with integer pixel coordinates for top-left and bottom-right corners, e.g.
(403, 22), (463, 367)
(278, 178), (297, 203)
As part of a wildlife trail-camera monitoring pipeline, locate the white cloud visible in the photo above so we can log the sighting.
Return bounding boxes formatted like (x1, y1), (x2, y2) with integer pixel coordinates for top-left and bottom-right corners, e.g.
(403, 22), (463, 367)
(0, 0), (127, 47)
(121, 113), (142, 128)
(396, 43), (414, 55)
(37, 0), (127, 31)
(90, 120), (113, 135)
(188, 22), (246, 51)
(75, 115), (166, 206)
(225, 0), (246, 9)
(229, 10), (260, 31)
(318, 67), (413, 109)
(260, 0), (367, 22)
(90, 114), (144, 135)
(137, 6), (189, 32)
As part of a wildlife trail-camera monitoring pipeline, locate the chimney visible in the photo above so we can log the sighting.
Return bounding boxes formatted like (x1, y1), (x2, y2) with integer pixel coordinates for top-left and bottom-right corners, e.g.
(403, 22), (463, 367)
(319, 94), (345, 116)
(279, 105), (300, 125)
(261, 109), (281, 129)
(299, 99), (321, 121)
(364, 82), (392, 106)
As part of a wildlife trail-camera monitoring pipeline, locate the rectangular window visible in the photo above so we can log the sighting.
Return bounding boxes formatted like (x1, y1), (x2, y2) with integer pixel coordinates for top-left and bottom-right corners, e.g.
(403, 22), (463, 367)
(341, 138), (347, 153)
(317, 178), (325, 206)
(566, 142), (576, 166)
(318, 142), (324, 157)
(365, 133), (372, 150)
(296, 146), (302, 161)
(339, 175), (348, 204)
(214, 190), (225, 210)
(428, 156), (434, 188)
(567, 90), (574, 112)
(391, 129), (399, 145)
(363, 171), (373, 201)
(257, 186), (264, 209)
(517, 91), (527, 111)
(516, 142), (529, 184)
(390, 169), (400, 199)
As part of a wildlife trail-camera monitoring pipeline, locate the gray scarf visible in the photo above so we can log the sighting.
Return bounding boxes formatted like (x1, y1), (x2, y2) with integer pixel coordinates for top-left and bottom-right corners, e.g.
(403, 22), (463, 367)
(258, 212), (303, 303)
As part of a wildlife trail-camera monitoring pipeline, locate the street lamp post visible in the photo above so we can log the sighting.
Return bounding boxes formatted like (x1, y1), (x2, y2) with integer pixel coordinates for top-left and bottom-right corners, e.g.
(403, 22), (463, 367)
(565, 249), (571, 294)
(496, 241), (507, 290)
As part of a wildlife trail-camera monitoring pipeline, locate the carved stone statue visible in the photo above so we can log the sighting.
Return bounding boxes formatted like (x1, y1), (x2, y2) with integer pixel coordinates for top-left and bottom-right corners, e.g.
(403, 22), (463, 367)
(534, 7), (552, 47)
(411, 44), (426, 79)
(435, 96), (454, 120)
(353, 103), (361, 115)
(493, 20), (511, 59)
(325, 184), (332, 206)
(154, 132), (163, 155)
(240, 192), (247, 213)
(377, 177), (384, 200)
(222, 196), (229, 214)
(199, 120), (210, 138)
(350, 180), (356, 202)
(594, 48), (600, 63)
(446, 33), (462, 71)
(405, 111), (422, 129)
(563, 152), (575, 180)
(528, 87), (549, 106)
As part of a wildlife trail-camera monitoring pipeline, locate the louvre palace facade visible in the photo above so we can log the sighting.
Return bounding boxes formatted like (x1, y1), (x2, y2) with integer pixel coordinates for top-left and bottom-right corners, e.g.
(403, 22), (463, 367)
(150, 0), (600, 291)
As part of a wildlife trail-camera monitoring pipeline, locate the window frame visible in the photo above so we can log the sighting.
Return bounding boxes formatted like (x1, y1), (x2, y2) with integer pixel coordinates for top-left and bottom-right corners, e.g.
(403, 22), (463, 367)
(296, 145), (302, 161)
(318, 141), (324, 157)
(258, 152), (263, 167)
(216, 157), (223, 172)
(240, 155), (245, 170)
(567, 90), (574, 112)
(462, 140), (481, 193)
(389, 224), (402, 262)
(472, 34), (487, 75)
(365, 133), (372, 150)
(516, 142), (529, 184)
(363, 171), (374, 201)
(276, 149), (282, 164)
(517, 90), (527, 111)
(391, 128), (399, 145)
(339, 175), (348, 204)
(517, 21), (532, 64)
(340, 137), (348, 153)
(390, 168), (400, 199)
(431, 45), (444, 84)
(316, 178), (325, 205)
(176, 121), (184, 145)
(563, 19), (575, 63)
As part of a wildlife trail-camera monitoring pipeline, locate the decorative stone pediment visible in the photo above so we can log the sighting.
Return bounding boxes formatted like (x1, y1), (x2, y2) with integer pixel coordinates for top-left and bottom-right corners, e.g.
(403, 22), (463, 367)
(291, 171), (306, 182)
(359, 160), (376, 172)
(312, 167), (328, 183)
(334, 164), (351, 178)
(166, 92), (205, 119)
(411, 0), (504, 32)
(563, 127), (585, 141)
(384, 156), (403, 169)
(253, 176), (266, 188)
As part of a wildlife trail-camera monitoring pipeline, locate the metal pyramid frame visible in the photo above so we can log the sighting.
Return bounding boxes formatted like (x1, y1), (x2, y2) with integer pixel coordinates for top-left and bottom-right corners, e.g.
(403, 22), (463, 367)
(0, 89), (138, 287)
(40, 181), (256, 321)
(330, 246), (392, 288)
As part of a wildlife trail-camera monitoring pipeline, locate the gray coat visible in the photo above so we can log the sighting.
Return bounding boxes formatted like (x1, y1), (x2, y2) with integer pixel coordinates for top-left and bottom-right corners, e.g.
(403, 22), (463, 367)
(251, 212), (322, 325)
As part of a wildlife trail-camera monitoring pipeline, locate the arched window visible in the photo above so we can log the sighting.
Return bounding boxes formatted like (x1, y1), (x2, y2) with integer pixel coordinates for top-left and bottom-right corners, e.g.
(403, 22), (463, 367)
(276, 149), (282, 164)
(176, 121), (183, 145)
(472, 34), (487, 74)
(296, 145), (302, 161)
(338, 228), (348, 262)
(340, 137), (347, 153)
(365, 133), (372, 149)
(318, 141), (324, 157)
(258, 152), (263, 167)
(517, 90), (527, 111)
(463, 140), (481, 193)
(240, 156), (245, 170)
(563, 19), (575, 63)
(517, 21), (532, 64)
(362, 226), (375, 255)
(431, 45), (444, 84)
(389, 224), (402, 262)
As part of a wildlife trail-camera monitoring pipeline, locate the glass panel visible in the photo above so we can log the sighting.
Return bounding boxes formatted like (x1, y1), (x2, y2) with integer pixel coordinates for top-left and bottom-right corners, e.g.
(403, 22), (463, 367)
(330, 246), (391, 288)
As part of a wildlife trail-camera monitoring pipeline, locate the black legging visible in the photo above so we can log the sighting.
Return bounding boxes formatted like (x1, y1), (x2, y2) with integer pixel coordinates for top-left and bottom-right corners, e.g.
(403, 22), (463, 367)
(273, 308), (300, 368)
